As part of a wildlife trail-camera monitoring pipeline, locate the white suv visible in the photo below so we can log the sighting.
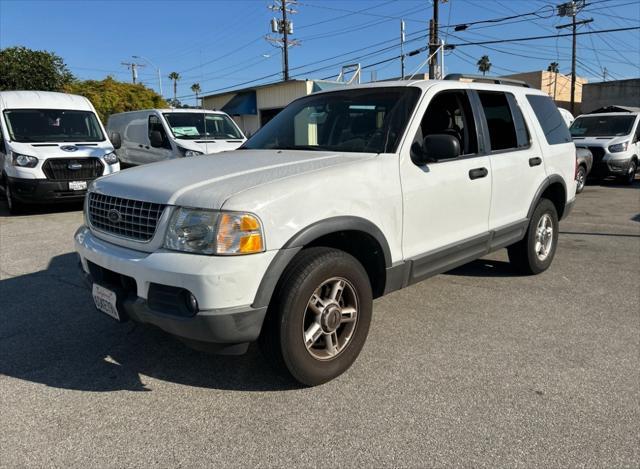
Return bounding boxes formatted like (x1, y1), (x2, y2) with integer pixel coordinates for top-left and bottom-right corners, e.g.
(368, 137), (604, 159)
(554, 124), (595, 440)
(75, 76), (577, 386)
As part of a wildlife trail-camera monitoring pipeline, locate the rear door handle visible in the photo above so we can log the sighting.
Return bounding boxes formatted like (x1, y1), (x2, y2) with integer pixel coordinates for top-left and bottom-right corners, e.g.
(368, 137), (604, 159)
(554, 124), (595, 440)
(469, 167), (488, 180)
(529, 157), (542, 167)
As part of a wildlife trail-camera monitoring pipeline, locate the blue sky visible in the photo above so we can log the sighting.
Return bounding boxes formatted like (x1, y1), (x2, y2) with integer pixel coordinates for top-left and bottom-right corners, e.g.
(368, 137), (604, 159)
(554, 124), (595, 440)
(1, 0), (638, 104)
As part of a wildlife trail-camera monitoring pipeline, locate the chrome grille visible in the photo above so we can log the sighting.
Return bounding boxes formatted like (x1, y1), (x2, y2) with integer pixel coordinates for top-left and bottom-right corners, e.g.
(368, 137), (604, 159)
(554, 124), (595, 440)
(88, 193), (165, 241)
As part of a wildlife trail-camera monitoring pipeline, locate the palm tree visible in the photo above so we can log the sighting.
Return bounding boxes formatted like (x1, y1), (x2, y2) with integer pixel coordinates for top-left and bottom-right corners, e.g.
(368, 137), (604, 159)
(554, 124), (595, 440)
(477, 55), (491, 76)
(547, 62), (560, 100)
(168, 72), (180, 101)
(190, 83), (201, 107)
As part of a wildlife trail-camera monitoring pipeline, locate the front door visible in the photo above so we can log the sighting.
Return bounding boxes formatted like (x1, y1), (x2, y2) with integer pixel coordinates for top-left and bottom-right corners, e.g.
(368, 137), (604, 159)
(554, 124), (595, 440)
(400, 87), (492, 281)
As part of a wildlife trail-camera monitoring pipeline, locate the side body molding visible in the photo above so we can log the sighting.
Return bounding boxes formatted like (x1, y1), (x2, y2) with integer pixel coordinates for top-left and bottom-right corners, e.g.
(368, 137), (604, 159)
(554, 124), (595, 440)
(252, 216), (393, 309)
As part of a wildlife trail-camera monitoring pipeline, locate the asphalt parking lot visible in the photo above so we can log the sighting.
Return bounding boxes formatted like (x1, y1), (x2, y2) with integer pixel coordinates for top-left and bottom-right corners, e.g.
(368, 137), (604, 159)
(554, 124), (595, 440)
(1, 179), (638, 467)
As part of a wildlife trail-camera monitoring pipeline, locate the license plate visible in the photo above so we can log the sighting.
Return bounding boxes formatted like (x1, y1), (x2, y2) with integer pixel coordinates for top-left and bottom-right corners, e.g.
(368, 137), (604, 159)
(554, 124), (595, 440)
(92, 284), (120, 321)
(69, 181), (87, 191)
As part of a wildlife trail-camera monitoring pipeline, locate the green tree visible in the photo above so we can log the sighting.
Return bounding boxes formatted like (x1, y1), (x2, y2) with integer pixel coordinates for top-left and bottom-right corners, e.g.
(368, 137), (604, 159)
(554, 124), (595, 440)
(477, 55), (492, 76)
(0, 46), (74, 91)
(65, 77), (166, 122)
(190, 83), (201, 107)
(168, 72), (181, 101)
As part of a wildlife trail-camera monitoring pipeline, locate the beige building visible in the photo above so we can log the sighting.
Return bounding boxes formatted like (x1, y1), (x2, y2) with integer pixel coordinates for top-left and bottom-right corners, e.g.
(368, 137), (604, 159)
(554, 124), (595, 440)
(501, 71), (587, 113)
(202, 79), (346, 136)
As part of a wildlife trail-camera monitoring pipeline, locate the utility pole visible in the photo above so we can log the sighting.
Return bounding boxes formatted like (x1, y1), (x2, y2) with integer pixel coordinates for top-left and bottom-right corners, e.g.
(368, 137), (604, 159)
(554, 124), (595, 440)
(602, 67), (608, 81)
(267, 0), (300, 81)
(133, 55), (162, 96)
(428, 0), (448, 79)
(121, 61), (145, 84)
(400, 20), (406, 79)
(556, 0), (593, 114)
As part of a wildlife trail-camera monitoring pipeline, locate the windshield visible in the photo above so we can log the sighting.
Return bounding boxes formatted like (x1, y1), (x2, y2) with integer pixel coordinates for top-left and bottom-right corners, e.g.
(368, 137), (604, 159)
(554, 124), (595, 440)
(4, 109), (105, 143)
(163, 113), (244, 140)
(242, 87), (421, 153)
(570, 115), (636, 137)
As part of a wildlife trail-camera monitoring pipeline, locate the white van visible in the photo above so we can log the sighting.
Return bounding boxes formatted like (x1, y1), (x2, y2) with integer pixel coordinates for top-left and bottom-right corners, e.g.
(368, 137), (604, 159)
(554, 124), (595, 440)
(107, 109), (246, 166)
(0, 91), (119, 213)
(571, 106), (640, 184)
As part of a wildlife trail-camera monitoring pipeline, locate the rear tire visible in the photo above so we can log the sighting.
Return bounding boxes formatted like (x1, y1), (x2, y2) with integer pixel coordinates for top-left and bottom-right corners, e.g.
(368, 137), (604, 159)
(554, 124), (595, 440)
(576, 165), (587, 193)
(259, 247), (373, 386)
(508, 198), (559, 275)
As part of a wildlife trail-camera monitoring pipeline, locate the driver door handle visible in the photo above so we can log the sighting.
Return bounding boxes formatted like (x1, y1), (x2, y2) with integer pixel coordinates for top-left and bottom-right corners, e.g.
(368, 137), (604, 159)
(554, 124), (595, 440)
(469, 167), (488, 180)
(529, 157), (542, 167)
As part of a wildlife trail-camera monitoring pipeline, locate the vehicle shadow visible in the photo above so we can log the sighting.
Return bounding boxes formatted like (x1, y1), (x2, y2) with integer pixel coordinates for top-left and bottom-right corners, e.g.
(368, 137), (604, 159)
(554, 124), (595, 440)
(0, 193), (83, 216)
(586, 175), (639, 189)
(443, 258), (516, 278)
(0, 253), (296, 393)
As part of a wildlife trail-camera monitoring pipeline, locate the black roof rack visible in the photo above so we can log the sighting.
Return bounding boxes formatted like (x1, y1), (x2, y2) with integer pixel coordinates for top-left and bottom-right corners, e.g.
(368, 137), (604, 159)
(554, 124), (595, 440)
(443, 73), (531, 88)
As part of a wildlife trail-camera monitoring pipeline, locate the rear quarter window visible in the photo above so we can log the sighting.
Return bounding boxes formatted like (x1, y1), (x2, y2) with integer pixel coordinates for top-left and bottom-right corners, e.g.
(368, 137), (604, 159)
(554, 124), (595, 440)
(526, 95), (572, 145)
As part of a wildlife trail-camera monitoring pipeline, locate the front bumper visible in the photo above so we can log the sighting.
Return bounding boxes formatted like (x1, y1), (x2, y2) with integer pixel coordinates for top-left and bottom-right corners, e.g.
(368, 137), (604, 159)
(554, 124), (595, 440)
(7, 177), (91, 203)
(589, 154), (635, 178)
(75, 226), (275, 346)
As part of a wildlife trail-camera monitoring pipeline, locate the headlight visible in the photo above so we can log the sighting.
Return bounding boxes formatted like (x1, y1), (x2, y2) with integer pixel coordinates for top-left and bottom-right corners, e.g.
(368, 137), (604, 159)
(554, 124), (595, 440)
(178, 146), (203, 157)
(608, 141), (628, 153)
(164, 208), (264, 255)
(103, 152), (118, 165)
(12, 152), (38, 168)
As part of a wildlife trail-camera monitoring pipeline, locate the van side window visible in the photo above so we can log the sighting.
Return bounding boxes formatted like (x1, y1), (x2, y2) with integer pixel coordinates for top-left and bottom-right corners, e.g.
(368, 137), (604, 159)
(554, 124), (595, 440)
(477, 92), (519, 152)
(415, 90), (478, 156)
(525, 94), (572, 145)
(148, 115), (171, 149)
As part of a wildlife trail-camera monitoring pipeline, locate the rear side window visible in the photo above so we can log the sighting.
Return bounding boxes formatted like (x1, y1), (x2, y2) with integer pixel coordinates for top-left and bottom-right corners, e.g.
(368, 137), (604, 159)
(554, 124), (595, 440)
(526, 95), (572, 145)
(478, 92), (518, 151)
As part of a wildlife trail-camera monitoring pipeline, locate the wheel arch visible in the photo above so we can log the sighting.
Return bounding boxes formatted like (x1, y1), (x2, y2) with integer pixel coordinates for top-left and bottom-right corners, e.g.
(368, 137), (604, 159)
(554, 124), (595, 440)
(252, 217), (392, 309)
(528, 175), (568, 221)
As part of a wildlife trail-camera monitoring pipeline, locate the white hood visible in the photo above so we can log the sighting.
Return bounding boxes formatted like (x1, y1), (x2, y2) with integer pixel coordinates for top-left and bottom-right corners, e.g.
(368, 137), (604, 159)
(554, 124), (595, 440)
(91, 149), (373, 209)
(572, 135), (629, 147)
(8, 141), (113, 159)
(174, 138), (244, 155)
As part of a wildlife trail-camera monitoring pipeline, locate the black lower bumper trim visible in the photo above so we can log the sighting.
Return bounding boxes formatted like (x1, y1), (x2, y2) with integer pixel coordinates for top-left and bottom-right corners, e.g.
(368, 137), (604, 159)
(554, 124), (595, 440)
(79, 263), (267, 347)
(7, 177), (92, 203)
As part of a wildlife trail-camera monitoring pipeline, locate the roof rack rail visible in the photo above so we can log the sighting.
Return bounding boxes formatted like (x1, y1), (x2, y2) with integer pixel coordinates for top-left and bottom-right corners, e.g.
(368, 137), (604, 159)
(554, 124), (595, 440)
(443, 74), (531, 88)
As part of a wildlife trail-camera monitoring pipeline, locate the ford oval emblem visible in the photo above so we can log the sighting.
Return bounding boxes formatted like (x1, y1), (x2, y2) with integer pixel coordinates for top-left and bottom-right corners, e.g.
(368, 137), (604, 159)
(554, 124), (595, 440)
(107, 209), (122, 224)
(68, 162), (83, 170)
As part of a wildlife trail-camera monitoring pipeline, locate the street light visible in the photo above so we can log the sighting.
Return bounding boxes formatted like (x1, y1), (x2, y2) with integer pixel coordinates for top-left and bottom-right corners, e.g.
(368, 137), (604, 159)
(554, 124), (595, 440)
(132, 55), (163, 97)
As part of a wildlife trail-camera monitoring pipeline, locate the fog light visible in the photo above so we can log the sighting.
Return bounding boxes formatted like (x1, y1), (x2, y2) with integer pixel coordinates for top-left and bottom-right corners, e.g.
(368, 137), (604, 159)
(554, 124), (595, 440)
(186, 293), (199, 314)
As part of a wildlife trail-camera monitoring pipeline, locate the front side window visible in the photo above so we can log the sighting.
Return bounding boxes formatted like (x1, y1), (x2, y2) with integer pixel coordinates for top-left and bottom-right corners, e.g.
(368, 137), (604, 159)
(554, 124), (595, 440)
(148, 115), (171, 149)
(163, 113), (244, 140)
(414, 90), (478, 155)
(3, 109), (105, 143)
(570, 115), (636, 138)
(242, 87), (421, 154)
(526, 94), (572, 145)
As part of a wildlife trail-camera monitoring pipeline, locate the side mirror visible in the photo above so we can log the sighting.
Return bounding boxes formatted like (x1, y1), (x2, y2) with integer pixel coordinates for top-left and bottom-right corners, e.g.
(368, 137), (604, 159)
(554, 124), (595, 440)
(109, 131), (122, 150)
(411, 134), (461, 166)
(149, 130), (164, 148)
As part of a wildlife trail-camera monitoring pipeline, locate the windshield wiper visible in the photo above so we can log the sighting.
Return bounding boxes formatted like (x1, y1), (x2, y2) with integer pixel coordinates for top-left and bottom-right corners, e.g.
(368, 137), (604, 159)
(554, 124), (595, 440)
(272, 145), (330, 151)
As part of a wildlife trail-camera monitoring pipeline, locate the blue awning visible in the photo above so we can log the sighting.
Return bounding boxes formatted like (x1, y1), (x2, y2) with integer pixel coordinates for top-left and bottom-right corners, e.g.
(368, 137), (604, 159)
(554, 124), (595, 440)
(221, 91), (257, 116)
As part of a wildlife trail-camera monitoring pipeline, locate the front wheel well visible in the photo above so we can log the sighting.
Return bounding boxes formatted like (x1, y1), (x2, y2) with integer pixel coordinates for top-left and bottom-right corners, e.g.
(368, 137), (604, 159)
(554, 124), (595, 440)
(304, 230), (387, 298)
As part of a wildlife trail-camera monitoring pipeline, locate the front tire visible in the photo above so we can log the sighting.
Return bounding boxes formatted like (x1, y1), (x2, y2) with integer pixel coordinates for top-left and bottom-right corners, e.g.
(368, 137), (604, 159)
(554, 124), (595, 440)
(508, 198), (559, 275)
(621, 159), (637, 185)
(4, 179), (24, 215)
(260, 247), (373, 386)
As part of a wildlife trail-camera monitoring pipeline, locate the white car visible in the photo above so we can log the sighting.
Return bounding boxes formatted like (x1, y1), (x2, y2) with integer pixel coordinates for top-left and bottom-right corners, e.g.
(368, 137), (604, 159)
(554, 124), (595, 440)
(107, 109), (246, 166)
(571, 107), (640, 184)
(0, 91), (119, 213)
(558, 107), (574, 127)
(76, 76), (577, 385)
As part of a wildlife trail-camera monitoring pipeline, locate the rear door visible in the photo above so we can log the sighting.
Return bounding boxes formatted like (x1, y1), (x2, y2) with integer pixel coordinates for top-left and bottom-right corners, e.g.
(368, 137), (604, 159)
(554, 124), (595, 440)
(473, 90), (546, 231)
